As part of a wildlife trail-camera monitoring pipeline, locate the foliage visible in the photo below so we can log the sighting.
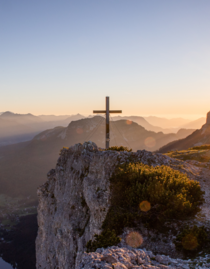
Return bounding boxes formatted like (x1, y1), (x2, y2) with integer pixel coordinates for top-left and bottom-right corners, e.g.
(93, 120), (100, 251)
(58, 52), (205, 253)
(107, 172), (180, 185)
(102, 163), (204, 235)
(86, 229), (120, 252)
(165, 147), (210, 163)
(174, 225), (208, 253)
(106, 146), (132, 152)
(86, 163), (204, 251)
(59, 147), (69, 155)
(189, 145), (210, 150)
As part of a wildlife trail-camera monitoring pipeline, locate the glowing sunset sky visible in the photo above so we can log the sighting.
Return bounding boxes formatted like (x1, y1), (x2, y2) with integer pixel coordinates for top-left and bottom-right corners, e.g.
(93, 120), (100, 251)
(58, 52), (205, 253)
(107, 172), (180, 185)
(1, 0), (210, 119)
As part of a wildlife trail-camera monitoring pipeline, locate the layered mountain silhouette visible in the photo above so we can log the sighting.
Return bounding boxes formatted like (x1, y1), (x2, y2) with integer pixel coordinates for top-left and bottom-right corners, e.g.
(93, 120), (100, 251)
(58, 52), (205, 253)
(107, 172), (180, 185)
(32, 116), (195, 151)
(0, 112), (84, 146)
(1, 111), (44, 124)
(181, 117), (206, 129)
(0, 116), (195, 199)
(0, 111), (200, 147)
(143, 116), (190, 129)
(159, 112), (210, 153)
(112, 116), (169, 133)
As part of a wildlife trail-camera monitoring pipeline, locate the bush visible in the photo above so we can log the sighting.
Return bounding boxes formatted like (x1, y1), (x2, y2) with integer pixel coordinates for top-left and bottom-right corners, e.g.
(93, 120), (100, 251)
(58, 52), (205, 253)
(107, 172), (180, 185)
(174, 225), (208, 252)
(103, 163), (204, 234)
(106, 146), (132, 152)
(87, 163), (204, 251)
(189, 145), (210, 150)
(86, 229), (120, 252)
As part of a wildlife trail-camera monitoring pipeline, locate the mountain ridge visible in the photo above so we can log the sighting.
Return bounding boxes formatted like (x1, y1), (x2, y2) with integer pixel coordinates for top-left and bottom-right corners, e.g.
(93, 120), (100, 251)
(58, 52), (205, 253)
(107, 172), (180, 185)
(0, 112), (199, 147)
(0, 116), (195, 199)
(158, 112), (210, 153)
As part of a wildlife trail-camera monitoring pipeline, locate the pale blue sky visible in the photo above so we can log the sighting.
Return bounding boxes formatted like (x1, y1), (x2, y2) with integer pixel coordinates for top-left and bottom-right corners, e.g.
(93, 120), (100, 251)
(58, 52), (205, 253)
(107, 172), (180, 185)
(1, 0), (210, 119)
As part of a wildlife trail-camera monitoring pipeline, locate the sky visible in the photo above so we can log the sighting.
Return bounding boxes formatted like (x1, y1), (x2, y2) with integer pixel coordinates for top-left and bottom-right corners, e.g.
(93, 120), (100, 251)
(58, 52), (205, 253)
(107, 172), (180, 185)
(1, 0), (210, 119)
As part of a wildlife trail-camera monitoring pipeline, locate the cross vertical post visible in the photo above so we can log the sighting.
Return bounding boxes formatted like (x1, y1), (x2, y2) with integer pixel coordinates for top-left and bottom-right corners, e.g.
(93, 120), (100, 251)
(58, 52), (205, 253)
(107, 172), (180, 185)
(106, 97), (110, 149)
(93, 96), (122, 149)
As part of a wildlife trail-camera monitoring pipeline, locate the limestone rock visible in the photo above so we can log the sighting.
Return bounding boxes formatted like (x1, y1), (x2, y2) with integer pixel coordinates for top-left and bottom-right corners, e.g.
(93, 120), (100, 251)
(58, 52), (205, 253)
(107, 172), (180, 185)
(36, 142), (207, 269)
(206, 111), (210, 125)
(77, 246), (210, 269)
(36, 141), (119, 269)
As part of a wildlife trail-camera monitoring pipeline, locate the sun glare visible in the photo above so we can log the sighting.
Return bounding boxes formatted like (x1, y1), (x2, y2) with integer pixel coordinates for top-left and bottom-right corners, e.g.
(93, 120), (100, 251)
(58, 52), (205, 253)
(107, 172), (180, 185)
(126, 232), (143, 248)
(144, 137), (156, 148)
(139, 201), (151, 212)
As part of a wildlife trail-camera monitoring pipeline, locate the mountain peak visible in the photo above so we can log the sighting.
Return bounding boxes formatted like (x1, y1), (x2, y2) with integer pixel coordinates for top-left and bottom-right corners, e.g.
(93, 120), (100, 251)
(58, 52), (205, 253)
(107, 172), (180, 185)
(159, 111), (210, 152)
(1, 111), (14, 116)
(206, 111), (210, 125)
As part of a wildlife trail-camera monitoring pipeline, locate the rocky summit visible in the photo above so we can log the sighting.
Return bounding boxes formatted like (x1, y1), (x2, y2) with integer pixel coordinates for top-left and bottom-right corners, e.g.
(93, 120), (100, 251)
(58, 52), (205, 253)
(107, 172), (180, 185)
(206, 112), (210, 126)
(36, 142), (210, 269)
(78, 246), (210, 269)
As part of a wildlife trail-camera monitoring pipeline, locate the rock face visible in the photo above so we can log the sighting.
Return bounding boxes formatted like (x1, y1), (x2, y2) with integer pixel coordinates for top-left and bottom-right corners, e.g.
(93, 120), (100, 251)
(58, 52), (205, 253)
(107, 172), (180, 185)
(206, 111), (210, 125)
(77, 246), (210, 269)
(36, 142), (118, 269)
(36, 142), (207, 269)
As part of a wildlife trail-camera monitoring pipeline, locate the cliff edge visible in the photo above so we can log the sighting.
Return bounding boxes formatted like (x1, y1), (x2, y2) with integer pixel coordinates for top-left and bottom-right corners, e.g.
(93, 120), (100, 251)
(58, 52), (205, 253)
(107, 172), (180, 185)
(36, 142), (119, 268)
(36, 142), (209, 269)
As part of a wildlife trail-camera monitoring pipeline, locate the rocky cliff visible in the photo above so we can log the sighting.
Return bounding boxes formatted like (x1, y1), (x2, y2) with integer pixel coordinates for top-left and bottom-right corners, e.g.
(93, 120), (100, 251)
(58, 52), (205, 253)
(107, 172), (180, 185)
(206, 111), (210, 125)
(36, 142), (210, 269)
(77, 246), (210, 269)
(36, 142), (118, 269)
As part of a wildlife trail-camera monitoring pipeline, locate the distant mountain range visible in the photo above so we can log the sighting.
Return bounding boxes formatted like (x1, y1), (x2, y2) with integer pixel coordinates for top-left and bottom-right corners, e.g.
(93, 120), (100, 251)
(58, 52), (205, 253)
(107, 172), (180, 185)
(158, 115), (210, 153)
(143, 116), (191, 129)
(112, 116), (205, 131)
(112, 116), (175, 133)
(32, 116), (195, 152)
(39, 114), (85, 123)
(0, 111), (203, 147)
(0, 116), (195, 199)
(0, 112), (84, 146)
(1, 111), (43, 124)
(180, 117), (205, 129)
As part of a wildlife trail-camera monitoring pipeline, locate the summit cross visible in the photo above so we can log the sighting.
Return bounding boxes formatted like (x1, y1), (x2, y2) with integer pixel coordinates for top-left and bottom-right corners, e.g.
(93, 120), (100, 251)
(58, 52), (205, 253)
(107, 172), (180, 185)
(93, 96), (122, 149)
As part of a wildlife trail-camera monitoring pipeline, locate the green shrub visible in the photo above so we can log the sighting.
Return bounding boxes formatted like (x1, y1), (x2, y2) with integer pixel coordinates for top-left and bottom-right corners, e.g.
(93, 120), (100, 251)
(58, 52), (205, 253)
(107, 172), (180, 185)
(166, 148), (210, 163)
(174, 225), (208, 252)
(86, 229), (120, 252)
(106, 146), (132, 152)
(103, 163), (204, 234)
(189, 145), (210, 150)
(87, 163), (204, 251)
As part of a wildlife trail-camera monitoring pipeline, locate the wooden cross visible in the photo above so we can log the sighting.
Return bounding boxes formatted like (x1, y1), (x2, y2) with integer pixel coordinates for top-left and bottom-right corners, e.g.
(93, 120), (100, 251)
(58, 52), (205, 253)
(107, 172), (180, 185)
(93, 96), (122, 149)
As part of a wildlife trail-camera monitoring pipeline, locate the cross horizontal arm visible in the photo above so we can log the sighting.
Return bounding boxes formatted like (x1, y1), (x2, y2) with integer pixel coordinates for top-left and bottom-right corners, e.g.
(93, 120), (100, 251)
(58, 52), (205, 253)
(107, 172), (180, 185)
(93, 110), (122, 113)
(93, 110), (106, 113)
(109, 110), (122, 113)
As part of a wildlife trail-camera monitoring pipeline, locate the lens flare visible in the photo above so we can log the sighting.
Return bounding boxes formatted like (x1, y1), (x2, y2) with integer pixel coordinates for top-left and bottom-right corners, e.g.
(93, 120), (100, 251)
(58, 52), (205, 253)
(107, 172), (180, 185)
(126, 231), (143, 248)
(76, 128), (83, 134)
(139, 201), (151, 212)
(144, 137), (156, 148)
(126, 120), (132, 125)
(182, 234), (198, 250)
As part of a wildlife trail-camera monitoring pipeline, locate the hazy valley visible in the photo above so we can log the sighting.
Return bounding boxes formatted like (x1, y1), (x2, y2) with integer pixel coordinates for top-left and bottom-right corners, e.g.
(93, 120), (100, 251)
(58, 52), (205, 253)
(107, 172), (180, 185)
(0, 111), (203, 147)
(0, 114), (196, 200)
